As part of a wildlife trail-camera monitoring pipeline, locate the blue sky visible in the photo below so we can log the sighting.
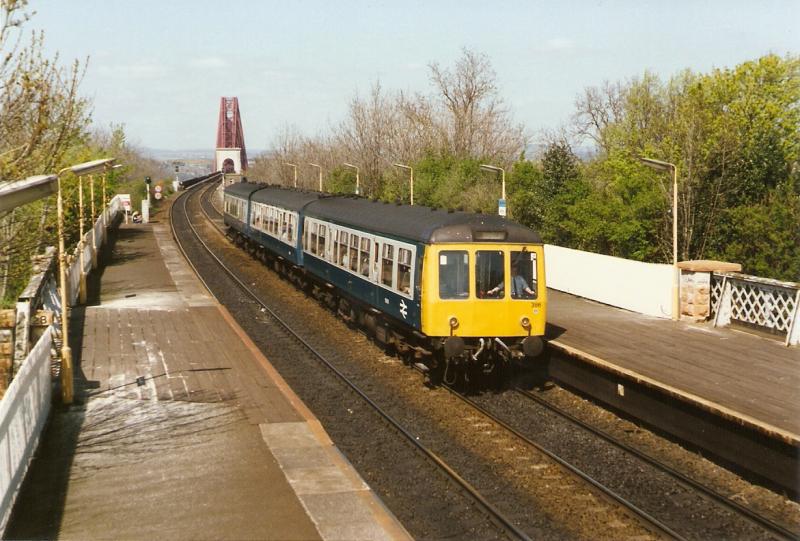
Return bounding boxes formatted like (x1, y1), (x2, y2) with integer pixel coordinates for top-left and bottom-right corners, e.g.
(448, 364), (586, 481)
(27, 0), (799, 151)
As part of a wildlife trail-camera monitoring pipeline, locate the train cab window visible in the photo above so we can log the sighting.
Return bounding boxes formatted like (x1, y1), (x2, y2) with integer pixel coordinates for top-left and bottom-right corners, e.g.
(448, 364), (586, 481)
(439, 251), (468, 299)
(381, 244), (394, 287)
(337, 231), (349, 266)
(360, 238), (371, 277)
(476, 251), (505, 299)
(349, 235), (360, 272)
(510, 250), (538, 299)
(318, 225), (327, 257)
(397, 248), (412, 295)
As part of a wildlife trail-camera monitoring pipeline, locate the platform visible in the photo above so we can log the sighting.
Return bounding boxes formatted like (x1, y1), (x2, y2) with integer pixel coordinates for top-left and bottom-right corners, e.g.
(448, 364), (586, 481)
(5, 221), (409, 540)
(547, 289), (799, 442)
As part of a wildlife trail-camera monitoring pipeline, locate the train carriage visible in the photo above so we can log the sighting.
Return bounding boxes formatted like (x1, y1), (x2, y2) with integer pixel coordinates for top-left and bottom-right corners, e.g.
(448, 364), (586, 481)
(223, 182), (547, 383)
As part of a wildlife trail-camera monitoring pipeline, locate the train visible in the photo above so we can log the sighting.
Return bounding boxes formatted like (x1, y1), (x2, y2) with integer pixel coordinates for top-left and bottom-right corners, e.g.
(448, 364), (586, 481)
(223, 181), (547, 384)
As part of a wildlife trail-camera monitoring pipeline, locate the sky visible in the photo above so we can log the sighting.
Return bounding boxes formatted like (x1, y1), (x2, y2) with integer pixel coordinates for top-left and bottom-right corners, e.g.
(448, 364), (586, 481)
(23, 0), (800, 152)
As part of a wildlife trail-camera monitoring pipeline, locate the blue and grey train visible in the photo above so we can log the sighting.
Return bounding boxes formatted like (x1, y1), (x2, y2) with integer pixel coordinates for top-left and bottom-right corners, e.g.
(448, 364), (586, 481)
(223, 182), (547, 382)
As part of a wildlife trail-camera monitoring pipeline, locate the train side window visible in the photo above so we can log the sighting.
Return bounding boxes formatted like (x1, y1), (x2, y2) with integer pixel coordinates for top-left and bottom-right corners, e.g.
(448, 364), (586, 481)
(360, 237), (371, 277)
(349, 234), (360, 272)
(439, 251), (469, 299)
(309, 222), (319, 255)
(510, 250), (537, 299)
(381, 244), (394, 287)
(318, 225), (327, 257)
(338, 231), (349, 266)
(397, 248), (412, 295)
(287, 214), (295, 242)
(476, 251), (505, 299)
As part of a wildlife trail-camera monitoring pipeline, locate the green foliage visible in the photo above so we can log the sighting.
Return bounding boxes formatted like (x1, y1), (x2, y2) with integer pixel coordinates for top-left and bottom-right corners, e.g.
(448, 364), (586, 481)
(326, 167), (357, 195)
(708, 186), (800, 281)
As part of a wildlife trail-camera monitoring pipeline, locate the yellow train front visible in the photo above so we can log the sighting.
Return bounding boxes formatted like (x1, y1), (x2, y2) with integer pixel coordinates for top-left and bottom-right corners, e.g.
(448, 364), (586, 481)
(417, 233), (546, 384)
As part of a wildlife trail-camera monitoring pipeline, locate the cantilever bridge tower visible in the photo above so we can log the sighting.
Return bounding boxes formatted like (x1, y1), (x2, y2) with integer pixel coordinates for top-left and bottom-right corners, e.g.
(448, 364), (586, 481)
(214, 97), (247, 174)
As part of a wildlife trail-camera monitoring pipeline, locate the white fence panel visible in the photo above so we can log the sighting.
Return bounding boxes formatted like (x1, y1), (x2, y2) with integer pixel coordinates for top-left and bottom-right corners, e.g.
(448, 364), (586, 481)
(0, 328), (53, 535)
(545, 244), (673, 318)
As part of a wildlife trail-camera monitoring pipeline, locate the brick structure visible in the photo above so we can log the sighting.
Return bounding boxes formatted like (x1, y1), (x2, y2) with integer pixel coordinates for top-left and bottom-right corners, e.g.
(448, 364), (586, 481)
(678, 260), (742, 321)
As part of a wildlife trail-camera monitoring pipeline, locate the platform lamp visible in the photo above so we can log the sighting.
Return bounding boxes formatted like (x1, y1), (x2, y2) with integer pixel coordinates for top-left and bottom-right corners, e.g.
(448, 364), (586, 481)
(56, 157), (115, 404)
(283, 162), (298, 188)
(308, 163), (323, 192)
(343, 163), (360, 195)
(392, 163), (414, 205)
(640, 157), (679, 321)
(479, 164), (507, 217)
(90, 162), (122, 268)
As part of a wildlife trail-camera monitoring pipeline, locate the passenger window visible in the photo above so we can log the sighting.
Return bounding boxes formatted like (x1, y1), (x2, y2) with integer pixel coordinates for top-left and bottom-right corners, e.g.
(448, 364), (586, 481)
(439, 251), (469, 299)
(397, 248), (412, 295)
(476, 251), (505, 299)
(309, 222), (318, 255)
(510, 250), (537, 299)
(337, 231), (348, 266)
(318, 225), (327, 257)
(360, 238), (371, 277)
(381, 244), (394, 286)
(349, 235), (359, 272)
(287, 215), (295, 242)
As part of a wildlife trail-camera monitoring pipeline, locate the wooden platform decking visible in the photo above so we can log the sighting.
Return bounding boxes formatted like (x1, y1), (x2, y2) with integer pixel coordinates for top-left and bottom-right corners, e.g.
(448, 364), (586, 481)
(546, 289), (800, 443)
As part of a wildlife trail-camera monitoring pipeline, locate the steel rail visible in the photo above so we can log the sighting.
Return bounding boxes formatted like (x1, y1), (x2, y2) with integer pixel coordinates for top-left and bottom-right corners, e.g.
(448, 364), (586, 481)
(172, 182), (531, 541)
(443, 385), (686, 541)
(514, 388), (797, 540)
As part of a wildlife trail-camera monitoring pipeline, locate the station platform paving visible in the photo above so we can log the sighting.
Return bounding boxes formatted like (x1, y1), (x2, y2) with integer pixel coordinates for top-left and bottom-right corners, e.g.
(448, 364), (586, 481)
(5, 221), (410, 540)
(546, 289), (800, 444)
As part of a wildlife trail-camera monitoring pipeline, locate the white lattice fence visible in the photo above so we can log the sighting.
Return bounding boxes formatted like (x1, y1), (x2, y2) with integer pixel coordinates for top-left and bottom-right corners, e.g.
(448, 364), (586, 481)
(711, 272), (800, 346)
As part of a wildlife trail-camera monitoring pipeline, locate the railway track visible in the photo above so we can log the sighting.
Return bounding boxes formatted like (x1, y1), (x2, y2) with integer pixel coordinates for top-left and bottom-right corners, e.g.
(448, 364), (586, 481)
(178, 181), (798, 540)
(171, 182), (526, 540)
(455, 386), (798, 541)
(511, 388), (798, 540)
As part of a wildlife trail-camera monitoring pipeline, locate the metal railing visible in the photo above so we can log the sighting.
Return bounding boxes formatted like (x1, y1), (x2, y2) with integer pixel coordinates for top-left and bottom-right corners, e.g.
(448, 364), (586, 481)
(711, 272), (800, 346)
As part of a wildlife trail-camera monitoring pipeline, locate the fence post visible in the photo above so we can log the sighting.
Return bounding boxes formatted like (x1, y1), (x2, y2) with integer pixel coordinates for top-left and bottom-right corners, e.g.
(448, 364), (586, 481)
(713, 276), (732, 328)
(786, 289), (800, 347)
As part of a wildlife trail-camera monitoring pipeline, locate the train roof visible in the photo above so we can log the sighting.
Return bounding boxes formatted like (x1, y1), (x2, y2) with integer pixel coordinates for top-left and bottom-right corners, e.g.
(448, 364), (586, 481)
(305, 196), (542, 244)
(224, 181), (266, 198)
(250, 185), (324, 211)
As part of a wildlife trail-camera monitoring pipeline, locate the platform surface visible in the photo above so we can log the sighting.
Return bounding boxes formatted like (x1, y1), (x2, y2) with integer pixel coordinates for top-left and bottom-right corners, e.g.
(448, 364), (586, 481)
(547, 289), (800, 442)
(5, 219), (408, 541)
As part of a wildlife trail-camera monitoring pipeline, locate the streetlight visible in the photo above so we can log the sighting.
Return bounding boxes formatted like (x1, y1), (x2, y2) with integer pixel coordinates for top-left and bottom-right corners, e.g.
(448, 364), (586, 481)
(479, 164), (506, 216)
(308, 163), (323, 192)
(343, 163), (360, 195)
(283, 162), (298, 188)
(640, 156), (679, 321)
(0, 175), (58, 213)
(392, 163), (414, 205)
(55, 157), (114, 404)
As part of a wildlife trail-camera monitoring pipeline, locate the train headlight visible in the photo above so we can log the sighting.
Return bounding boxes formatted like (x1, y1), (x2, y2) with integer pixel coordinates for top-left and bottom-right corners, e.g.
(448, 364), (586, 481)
(448, 316), (459, 329)
(520, 316), (531, 330)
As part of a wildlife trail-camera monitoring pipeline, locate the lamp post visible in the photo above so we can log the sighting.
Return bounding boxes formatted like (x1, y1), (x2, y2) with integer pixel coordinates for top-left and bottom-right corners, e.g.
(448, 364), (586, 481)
(308, 163), (323, 192)
(640, 157), (679, 321)
(283, 162), (298, 188)
(343, 163), (360, 195)
(479, 164), (506, 216)
(55, 158), (115, 404)
(392, 163), (414, 205)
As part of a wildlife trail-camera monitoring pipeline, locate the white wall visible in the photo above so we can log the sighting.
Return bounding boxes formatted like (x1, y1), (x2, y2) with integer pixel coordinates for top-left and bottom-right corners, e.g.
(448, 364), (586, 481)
(545, 244), (673, 318)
